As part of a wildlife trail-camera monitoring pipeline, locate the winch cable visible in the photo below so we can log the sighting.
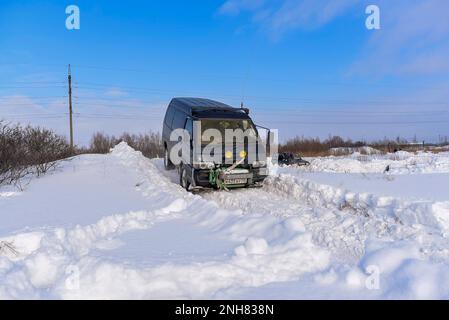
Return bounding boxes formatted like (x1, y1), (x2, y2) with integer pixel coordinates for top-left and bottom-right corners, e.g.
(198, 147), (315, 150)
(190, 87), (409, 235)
(225, 157), (246, 173)
(209, 157), (247, 191)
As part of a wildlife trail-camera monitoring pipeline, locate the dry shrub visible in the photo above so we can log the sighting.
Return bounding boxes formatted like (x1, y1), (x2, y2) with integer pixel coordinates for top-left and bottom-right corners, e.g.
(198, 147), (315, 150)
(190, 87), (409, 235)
(90, 132), (116, 154)
(427, 146), (449, 154)
(280, 135), (365, 157)
(89, 131), (163, 158)
(339, 200), (370, 218)
(280, 136), (329, 157)
(0, 121), (71, 187)
(24, 126), (72, 176)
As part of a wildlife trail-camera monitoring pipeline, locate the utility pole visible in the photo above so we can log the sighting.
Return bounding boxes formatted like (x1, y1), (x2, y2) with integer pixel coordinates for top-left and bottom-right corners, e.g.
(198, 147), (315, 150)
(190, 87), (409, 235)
(68, 64), (74, 150)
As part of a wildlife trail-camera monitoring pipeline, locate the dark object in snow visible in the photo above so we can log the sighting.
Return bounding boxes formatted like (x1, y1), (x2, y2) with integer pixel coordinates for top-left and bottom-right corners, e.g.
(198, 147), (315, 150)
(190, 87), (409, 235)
(277, 152), (310, 166)
(384, 165), (390, 173)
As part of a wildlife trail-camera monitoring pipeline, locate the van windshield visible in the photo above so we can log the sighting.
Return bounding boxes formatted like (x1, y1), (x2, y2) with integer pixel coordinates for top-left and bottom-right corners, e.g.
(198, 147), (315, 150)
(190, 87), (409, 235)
(200, 119), (257, 144)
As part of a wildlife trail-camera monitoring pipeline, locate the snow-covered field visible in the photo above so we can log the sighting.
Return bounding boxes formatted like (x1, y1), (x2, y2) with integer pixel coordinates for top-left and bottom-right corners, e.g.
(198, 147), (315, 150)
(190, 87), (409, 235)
(1, 144), (449, 299)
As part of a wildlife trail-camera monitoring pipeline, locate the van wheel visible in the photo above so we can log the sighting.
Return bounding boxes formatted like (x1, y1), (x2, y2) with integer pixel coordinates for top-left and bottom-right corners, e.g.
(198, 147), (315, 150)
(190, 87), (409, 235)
(164, 148), (174, 170)
(179, 165), (191, 191)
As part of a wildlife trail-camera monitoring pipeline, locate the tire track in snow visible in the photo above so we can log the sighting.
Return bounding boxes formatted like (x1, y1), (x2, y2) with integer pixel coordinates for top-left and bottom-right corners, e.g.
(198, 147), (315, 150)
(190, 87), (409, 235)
(152, 158), (369, 262)
(4, 144), (448, 299)
(57, 145), (332, 299)
(153, 157), (449, 264)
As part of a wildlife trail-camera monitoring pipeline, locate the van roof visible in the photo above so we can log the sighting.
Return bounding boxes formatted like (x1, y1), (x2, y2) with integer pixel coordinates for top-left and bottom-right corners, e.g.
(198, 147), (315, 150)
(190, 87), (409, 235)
(169, 97), (250, 119)
(170, 97), (231, 110)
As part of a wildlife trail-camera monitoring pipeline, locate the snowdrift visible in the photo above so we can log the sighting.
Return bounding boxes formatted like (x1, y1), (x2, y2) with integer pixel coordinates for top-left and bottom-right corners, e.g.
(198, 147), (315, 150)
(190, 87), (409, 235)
(1, 142), (449, 299)
(303, 151), (449, 174)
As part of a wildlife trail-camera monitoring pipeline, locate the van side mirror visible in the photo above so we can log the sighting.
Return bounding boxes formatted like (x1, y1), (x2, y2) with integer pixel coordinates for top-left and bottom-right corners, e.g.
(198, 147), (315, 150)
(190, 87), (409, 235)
(255, 124), (273, 157)
(266, 130), (271, 156)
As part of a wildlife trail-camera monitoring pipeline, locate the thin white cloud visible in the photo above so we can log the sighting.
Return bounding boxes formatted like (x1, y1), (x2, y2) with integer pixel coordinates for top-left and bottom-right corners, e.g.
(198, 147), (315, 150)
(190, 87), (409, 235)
(0, 93), (166, 147)
(269, 0), (358, 33)
(104, 87), (128, 98)
(220, 0), (449, 76)
(219, 0), (358, 37)
(352, 0), (449, 76)
(219, 0), (266, 16)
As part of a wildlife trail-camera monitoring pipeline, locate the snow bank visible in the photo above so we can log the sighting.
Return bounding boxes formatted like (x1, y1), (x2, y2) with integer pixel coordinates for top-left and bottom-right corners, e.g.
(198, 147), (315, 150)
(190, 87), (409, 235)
(256, 170), (449, 299)
(0, 142), (331, 299)
(432, 202), (449, 234)
(301, 151), (449, 174)
(60, 233), (329, 299)
(2, 142), (449, 299)
(264, 172), (448, 231)
(330, 146), (382, 155)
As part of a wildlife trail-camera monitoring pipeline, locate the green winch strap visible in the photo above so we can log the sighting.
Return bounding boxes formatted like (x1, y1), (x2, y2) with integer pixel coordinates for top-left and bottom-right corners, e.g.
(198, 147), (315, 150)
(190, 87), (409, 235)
(208, 169), (216, 186)
(208, 168), (228, 190)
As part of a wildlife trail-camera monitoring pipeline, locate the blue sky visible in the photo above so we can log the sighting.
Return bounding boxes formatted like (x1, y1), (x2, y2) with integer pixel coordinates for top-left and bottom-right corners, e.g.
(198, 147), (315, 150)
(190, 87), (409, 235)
(1, 0), (449, 145)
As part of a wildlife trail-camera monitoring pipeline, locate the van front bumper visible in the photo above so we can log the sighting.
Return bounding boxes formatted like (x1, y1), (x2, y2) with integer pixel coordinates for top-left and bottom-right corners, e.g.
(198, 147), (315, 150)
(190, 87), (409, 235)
(191, 167), (268, 188)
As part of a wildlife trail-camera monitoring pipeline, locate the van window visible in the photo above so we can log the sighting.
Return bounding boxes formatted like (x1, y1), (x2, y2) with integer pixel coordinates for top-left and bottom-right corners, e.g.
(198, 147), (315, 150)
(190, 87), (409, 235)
(185, 118), (193, 137)
(164, 107), (175, 127)
(172, 110), (186, 130)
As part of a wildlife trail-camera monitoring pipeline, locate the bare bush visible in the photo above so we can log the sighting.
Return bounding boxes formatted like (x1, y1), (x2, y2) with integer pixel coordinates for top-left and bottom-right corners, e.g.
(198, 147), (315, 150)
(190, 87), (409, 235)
(24, 126), (72, 176)
(280, 135), (366, 157)
(0, 121), (71, 186)
(90, 132), (116, 154)
(0, 121), (30, 185)
(120, 132), (163, 158)
(280, 136), (329, 157)
(280, 134), (449, 157)
(89, 131), (163, 158)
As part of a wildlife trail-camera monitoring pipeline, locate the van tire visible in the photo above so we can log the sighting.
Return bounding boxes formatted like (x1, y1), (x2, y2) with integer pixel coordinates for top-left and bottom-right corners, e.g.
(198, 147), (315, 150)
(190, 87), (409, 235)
(179, 165), (191, 191)
(164, 148), (174, 170)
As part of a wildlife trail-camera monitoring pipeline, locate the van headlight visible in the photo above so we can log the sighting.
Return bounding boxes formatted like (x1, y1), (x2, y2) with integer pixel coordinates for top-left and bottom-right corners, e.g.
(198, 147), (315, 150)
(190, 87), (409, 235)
(252, 161), (266, 168)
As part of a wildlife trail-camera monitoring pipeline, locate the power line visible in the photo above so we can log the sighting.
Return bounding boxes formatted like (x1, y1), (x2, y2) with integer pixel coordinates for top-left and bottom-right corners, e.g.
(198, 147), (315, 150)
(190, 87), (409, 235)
(0, 81), (65, 84)
(0, 62), (67, 68)
(0, 113), (67, 117)
(75, 113), (161, 120)
(3, 103), (448, 117)
(70, 104), (449, 116)
(70, 95), (449, 115)
(0, 115), (68, 120)
(0, 104), (66, 108)
(0, 85), (66, 89)
(2, 61), (448, 92)
(266, 119), (449, 125)
(0, 96), (67, 100)
(72, 82), (449, 106)
(69, 64), (449, 91)
(68, 112), (449, 125)
(253, 109), (449, 116)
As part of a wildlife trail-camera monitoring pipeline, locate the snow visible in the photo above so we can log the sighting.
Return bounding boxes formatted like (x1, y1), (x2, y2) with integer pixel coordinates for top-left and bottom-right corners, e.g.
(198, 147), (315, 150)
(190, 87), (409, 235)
(1, 142), (449, 299)
(282, 172), (449, 202)
(91, 218), (239, 266)
(302, 151), (449, 175)
(330, 146), (382, 155)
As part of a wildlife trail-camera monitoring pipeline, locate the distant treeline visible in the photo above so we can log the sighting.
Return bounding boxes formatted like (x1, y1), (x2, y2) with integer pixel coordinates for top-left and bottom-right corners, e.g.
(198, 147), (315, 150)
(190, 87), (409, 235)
(85, 132), (164, 158)
(279, 135), (449, 156)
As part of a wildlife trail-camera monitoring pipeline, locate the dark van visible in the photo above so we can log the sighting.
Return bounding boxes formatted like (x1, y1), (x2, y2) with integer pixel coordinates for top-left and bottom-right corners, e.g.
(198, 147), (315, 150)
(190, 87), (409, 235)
(162, 97), (270, 191)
